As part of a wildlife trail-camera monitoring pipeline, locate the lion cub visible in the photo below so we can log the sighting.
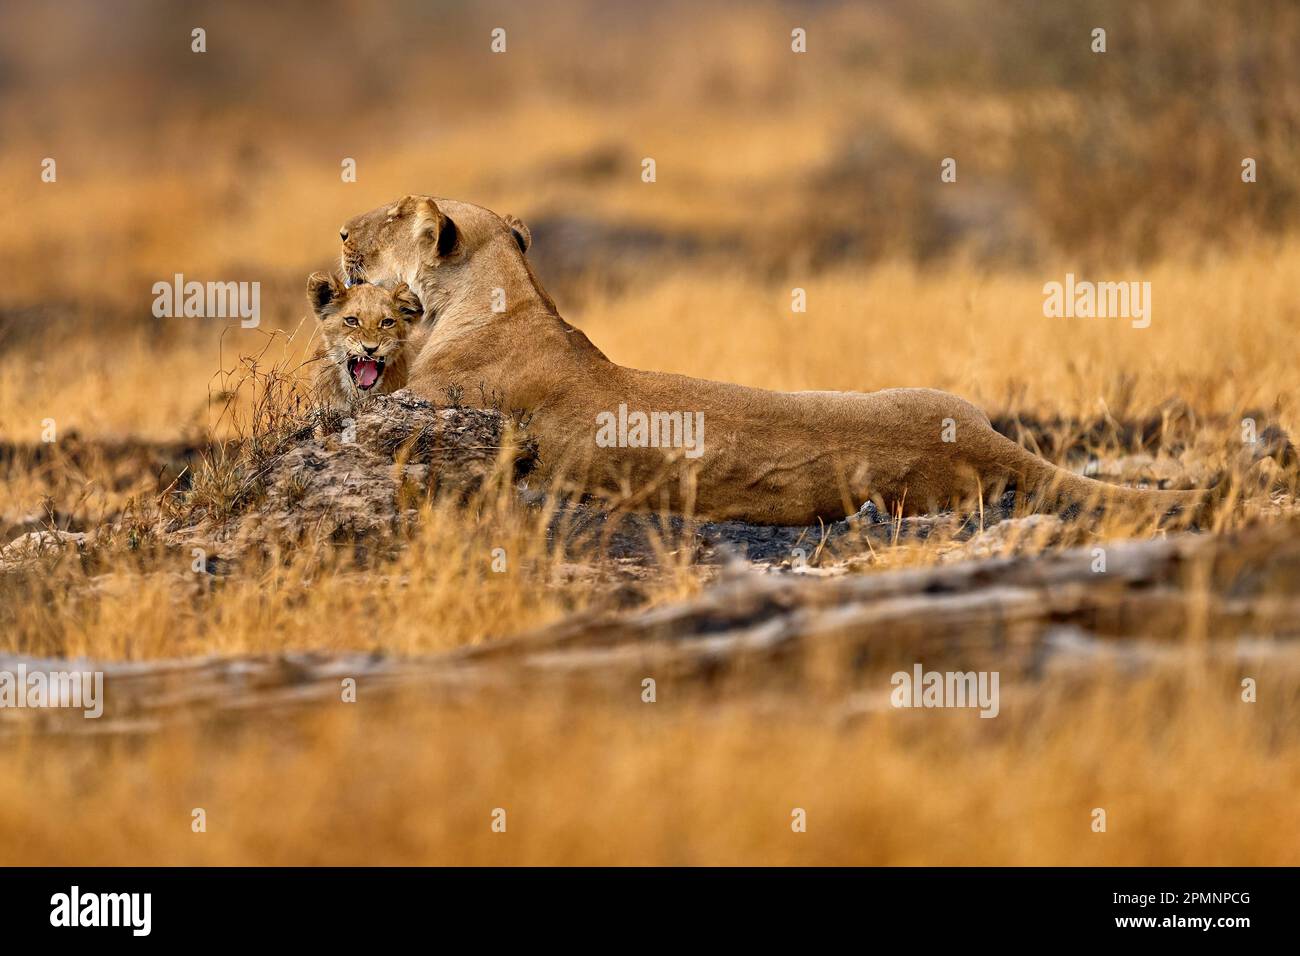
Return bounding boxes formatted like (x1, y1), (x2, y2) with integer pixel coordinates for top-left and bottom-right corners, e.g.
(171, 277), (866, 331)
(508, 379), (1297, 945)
(307, 272), (424, 409)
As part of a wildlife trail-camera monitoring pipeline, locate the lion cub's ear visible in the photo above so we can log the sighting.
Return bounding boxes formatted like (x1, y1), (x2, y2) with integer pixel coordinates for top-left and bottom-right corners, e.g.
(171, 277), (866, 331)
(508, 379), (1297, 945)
(307, 271), (345, 319)
(412, 198), (459, 258)
(392, 282), (423, 320)
(504, 214), (531, 254)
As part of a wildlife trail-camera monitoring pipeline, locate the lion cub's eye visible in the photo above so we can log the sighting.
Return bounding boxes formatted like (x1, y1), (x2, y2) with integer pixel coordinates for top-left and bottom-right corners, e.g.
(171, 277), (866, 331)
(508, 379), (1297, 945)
(380, 318), (396, 328)
(343, 316), (359, 327)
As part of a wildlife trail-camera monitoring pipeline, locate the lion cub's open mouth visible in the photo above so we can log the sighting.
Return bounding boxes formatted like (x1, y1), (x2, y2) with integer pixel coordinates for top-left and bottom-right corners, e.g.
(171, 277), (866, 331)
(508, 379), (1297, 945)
(347, 356), (385, 390)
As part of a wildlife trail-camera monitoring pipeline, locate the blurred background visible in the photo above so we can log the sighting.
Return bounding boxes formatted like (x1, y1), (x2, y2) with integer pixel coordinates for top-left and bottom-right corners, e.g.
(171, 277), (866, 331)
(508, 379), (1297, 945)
(4, 0), (1300, 867)
(2, 0), (1298, 436)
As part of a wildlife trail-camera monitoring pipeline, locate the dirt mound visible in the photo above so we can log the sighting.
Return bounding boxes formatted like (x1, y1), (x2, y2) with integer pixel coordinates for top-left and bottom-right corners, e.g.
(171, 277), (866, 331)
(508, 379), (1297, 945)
(168, 390), (537, 556)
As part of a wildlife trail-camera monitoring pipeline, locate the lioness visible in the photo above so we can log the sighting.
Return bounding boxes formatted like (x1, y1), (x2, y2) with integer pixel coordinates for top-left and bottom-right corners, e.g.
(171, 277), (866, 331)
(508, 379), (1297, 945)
(336, 195), (1215, 525)
(307, 271), (424, 410)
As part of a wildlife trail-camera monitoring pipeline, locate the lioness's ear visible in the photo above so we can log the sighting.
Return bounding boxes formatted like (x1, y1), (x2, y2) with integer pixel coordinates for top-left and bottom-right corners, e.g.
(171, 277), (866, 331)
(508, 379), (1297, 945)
(412, 198), (459, 258)
(392, 282), (423, 319)
(307, 271), (344, 318)
(504, 214), (531, 253)
(386, 194), (422, 220)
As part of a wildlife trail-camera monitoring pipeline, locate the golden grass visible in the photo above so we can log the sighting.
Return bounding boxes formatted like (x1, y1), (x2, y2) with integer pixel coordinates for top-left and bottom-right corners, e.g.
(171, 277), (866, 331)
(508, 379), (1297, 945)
(2, 240), (1296, 664)
(6, 242), (1298, 443)
(4, 668), (1298, 866)
(575, 245), (1300, 423)
(0, 497), (617, 661)
(3, 0), (1300, 866)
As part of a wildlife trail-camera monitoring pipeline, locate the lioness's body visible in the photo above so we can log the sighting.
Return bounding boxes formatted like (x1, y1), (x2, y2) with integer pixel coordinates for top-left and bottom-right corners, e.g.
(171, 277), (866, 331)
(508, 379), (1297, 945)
(339, 196), (1209, 525)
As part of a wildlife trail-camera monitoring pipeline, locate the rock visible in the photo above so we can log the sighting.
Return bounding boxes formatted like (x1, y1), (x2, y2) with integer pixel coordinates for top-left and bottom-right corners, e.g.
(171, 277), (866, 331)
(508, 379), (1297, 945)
(936, 515), (1068, 562)
(0, 530), (90, 572)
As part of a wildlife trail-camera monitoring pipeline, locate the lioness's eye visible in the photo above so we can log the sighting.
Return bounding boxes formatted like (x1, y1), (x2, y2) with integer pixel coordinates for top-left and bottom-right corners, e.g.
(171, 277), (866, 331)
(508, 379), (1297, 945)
(381, 318), (395, 328)
(343, 316), (359, 327)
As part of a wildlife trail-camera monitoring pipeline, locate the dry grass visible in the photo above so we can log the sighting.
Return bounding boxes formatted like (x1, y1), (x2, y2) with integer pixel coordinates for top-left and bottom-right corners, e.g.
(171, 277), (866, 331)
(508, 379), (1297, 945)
(4, 669), (1300, 866)
(2, 0), (1299, 865)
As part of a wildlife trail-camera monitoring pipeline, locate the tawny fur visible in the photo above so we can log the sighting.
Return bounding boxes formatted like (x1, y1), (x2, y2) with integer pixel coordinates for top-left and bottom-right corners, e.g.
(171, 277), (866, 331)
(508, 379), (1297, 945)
(337, 195), (1214, 525)
(307, 272), (426, 411)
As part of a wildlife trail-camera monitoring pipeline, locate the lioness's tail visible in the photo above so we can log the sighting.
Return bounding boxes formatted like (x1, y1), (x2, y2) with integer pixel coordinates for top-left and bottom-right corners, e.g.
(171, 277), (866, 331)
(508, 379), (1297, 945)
(980, 429), (1219, 521)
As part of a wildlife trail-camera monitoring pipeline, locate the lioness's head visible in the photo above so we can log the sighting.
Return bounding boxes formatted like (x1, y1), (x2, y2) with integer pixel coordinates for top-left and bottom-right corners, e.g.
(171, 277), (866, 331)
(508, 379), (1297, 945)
(307, 272), (422, 394)
(338, 196), (543, 324)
